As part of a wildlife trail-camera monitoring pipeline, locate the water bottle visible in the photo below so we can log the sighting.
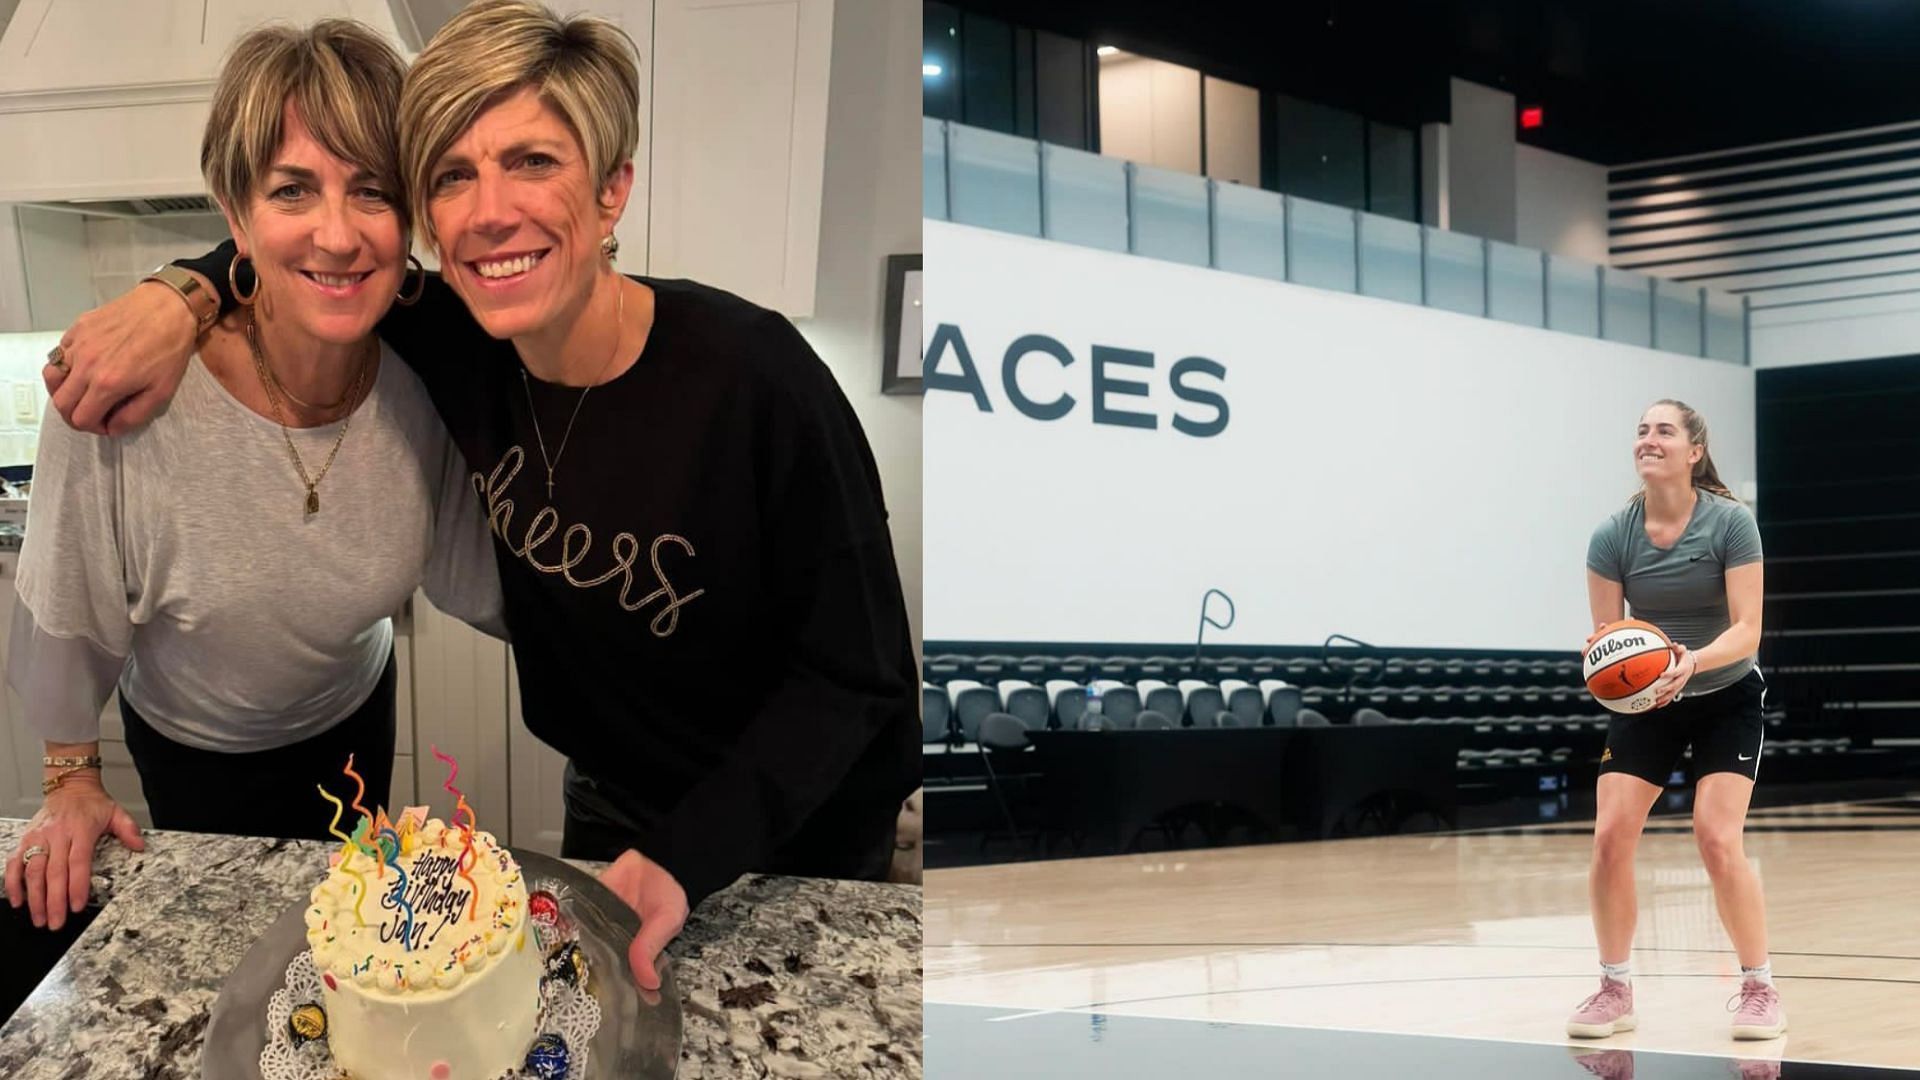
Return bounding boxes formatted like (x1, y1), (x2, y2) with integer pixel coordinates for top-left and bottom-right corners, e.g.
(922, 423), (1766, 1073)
(1085, 682), (1104, 717)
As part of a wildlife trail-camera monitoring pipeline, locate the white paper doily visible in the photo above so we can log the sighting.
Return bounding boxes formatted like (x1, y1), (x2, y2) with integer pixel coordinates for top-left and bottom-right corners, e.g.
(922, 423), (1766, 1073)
(259, 944), (602, 1080)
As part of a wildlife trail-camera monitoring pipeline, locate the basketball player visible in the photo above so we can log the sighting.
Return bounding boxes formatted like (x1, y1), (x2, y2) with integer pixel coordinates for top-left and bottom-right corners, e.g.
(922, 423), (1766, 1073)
(1566, 400), (1782, 1042)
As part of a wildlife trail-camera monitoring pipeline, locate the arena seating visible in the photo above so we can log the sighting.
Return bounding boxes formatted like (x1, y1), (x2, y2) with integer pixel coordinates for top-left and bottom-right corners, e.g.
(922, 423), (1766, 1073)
(922, 640), (1895, 855)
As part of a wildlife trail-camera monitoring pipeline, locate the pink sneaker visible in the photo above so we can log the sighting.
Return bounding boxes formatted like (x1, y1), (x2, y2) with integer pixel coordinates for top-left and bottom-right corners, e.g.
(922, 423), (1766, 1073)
(1567, 1047), (1635, 1078)
(1731, 1060), (1781, 1080)
(1567, 976), (1636, 1038)
(1728, 978), (1787, 1040)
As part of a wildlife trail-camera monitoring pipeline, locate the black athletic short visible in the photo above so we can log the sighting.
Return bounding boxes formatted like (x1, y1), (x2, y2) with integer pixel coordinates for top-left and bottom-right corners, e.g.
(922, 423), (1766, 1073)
(1598, 667), (1766, 785)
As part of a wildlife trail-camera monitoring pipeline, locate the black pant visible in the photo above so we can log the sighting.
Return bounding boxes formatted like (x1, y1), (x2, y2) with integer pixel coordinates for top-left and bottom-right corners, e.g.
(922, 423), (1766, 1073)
(560, 763), (898, 887)
(1599, 667), (1767, 786)
(119, 650), (397, 841)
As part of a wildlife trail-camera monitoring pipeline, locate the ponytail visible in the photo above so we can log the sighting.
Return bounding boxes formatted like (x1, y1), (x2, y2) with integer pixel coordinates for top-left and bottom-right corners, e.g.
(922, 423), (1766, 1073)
(1630, 398), (1738, 505)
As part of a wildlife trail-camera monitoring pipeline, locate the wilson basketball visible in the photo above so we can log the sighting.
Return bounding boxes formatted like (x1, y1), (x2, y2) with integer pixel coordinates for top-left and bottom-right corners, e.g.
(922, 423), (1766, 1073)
(1583, 619), (1676, 714)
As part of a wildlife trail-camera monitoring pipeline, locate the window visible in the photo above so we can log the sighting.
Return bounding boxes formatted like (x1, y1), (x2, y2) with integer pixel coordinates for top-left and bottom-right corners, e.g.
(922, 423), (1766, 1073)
(1367, 121), (1417, 222)
(1266, 94), (1365, 209)
(923, 3), (960, 121)
(924, 4), (1093, 150)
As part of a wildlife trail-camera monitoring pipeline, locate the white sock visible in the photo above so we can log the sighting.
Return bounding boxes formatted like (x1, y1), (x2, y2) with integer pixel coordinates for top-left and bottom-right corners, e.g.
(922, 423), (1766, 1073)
(1742, 962), (1772, 985)
(1601, 959), (1632, 984)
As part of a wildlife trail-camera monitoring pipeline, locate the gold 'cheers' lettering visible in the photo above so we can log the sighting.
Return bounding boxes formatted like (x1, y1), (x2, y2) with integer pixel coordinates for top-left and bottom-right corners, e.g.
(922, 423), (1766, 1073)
(475, 446), (706, 637)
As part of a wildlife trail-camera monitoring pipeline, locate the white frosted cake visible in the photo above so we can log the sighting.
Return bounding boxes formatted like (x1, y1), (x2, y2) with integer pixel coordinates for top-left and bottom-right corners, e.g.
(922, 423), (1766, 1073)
(303, 817), (541, 1080)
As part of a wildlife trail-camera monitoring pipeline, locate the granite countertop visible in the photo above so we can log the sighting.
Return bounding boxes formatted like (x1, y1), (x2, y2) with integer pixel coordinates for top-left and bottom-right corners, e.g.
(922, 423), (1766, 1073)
(0, 819), (920, 1079)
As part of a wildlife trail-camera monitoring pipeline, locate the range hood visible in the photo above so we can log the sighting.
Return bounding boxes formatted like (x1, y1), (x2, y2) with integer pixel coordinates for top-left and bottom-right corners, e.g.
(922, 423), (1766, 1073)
(0, 1), (462, 207)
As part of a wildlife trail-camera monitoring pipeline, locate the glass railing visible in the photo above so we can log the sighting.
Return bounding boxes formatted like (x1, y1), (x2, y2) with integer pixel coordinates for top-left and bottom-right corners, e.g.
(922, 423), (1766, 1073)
(925, 118), (1749, 364)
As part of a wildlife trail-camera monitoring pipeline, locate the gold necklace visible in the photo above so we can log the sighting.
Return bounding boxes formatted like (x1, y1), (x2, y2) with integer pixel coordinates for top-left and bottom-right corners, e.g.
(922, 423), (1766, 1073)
(521, 280), (628, 501)
(246, 310), (374, 515)
(258, 350), (355, 411)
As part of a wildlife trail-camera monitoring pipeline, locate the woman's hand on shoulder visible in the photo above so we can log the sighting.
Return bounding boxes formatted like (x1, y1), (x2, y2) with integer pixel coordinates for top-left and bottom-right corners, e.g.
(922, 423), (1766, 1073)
(45, 283), (200, 436)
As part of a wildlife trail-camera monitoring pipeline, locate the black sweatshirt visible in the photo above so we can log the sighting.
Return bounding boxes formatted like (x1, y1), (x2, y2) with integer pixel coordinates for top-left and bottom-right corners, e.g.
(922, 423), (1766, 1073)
(180, 243), (920, 905)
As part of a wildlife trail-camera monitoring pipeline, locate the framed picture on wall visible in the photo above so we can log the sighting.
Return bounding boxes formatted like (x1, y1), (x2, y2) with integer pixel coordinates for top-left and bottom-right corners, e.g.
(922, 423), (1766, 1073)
(882, 253), (922, 395)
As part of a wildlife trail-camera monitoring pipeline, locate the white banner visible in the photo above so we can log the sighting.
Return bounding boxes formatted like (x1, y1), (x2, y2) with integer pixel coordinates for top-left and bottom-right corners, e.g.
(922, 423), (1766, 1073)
(923, 220), (1758, 651)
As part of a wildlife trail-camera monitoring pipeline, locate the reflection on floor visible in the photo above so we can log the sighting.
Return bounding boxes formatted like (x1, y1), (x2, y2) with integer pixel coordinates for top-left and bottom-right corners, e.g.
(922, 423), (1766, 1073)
(926, 795), (1920, 1073)
(928, 1003), (1911, 1079)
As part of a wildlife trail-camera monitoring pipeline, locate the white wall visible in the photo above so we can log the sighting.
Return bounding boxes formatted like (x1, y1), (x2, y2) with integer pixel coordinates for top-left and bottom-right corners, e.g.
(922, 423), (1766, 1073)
(1447, 78), (1516, 243)
(0, 207), (231, 333)
(81, 214), (232, 308)
(0, 209), (30, 332)
(793, 0), (922, 641)
(1516, 144), (1609, 263)
(924, 220), (1757, 652)
(13, 206), (88, 332)
(0, 330), (55, 465)
(1097, 53), (1201, 175)
(1751, 296), (1920, 368)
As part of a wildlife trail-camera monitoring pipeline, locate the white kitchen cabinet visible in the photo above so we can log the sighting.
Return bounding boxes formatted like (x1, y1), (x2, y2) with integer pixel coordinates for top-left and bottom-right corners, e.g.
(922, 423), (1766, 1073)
(408, 597), (574, 855)
(0, 1), (405, 202)
(647, 0), (834, 316)
(506, 656), (569, 857)
(0, 552), (41, 819)
(389, 751), (417, 811)
(404, 590), (512, 836)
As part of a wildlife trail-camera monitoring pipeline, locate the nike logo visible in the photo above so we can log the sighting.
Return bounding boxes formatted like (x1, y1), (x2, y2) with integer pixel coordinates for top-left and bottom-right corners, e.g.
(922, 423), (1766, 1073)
(1738, 754), (1754, 761)
(1689, 553), (1708, 562)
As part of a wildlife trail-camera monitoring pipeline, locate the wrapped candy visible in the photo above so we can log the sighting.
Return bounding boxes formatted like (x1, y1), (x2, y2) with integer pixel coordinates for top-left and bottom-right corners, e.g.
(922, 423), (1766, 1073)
(288, 1002), (327, 1046)
(527, 890), (565, 931)
(542, 941), (588, 989)
(523, 1033), (570, 1079)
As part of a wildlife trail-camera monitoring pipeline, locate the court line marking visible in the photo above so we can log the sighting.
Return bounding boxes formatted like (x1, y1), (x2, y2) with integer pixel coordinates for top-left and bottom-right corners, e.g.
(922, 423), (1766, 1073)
(1433, 795), (1920, 836)
(968, 973), (1920, 999)
(935, 940), (1920, 962)
(1468, 824), (1920, 835)
(927, 1001), (1886, 1070)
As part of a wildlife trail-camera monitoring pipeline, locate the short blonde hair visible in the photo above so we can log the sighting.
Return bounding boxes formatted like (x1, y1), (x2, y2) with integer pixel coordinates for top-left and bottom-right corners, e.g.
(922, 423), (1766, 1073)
(201, 20), (408, 230)
(399, 0), (641, 246)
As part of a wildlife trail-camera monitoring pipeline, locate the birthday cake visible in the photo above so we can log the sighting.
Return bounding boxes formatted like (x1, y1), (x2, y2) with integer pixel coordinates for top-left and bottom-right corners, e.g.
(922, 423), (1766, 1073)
(302, 795), (542, 1079)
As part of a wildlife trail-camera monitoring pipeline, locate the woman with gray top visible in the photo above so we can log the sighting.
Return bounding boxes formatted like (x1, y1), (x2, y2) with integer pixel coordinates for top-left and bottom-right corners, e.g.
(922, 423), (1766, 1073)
(1565, 399), (1783, 1043)
(1, 22), (500, 933)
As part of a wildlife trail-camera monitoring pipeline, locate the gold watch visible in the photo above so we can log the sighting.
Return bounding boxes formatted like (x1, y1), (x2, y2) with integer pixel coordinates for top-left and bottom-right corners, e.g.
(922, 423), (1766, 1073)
(142, 263), (221, 336)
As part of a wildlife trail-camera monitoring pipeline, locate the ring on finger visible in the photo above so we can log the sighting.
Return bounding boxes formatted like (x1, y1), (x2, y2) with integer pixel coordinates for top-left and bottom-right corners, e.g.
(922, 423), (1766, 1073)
(20, 844), (47, 865)
(45, 346), (67, 372)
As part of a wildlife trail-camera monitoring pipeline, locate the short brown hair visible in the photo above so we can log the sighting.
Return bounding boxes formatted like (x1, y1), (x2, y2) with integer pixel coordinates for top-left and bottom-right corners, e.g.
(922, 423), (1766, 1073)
(398, 0), (641, 246)
(200, 20), (408, 230)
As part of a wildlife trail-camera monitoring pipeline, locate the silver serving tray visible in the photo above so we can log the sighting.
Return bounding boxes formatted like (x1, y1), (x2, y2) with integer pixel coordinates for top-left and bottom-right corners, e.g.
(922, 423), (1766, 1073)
(203, 850), (681, 1079)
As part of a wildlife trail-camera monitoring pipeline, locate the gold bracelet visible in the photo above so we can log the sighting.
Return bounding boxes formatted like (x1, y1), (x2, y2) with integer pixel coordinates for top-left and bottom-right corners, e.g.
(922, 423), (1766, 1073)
(142, 264), (220, 335)
(43, 755), (103, 769)
(42, 765), (98, 795)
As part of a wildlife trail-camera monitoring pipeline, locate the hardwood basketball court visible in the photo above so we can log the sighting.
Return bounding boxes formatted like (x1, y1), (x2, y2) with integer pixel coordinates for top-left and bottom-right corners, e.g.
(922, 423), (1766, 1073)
(926, 796), (1920, 1076)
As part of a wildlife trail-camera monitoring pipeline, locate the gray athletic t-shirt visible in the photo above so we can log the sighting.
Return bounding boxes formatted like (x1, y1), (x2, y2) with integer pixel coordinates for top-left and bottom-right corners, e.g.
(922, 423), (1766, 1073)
(1586, 490), (1763, 695)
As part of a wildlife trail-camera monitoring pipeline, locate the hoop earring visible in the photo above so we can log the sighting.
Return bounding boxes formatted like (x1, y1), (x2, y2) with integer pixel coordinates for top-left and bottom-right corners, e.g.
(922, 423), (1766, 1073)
(229, 253), (260, 306)
(394, 254), (426, 306)
(600, 234), (619, 261)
